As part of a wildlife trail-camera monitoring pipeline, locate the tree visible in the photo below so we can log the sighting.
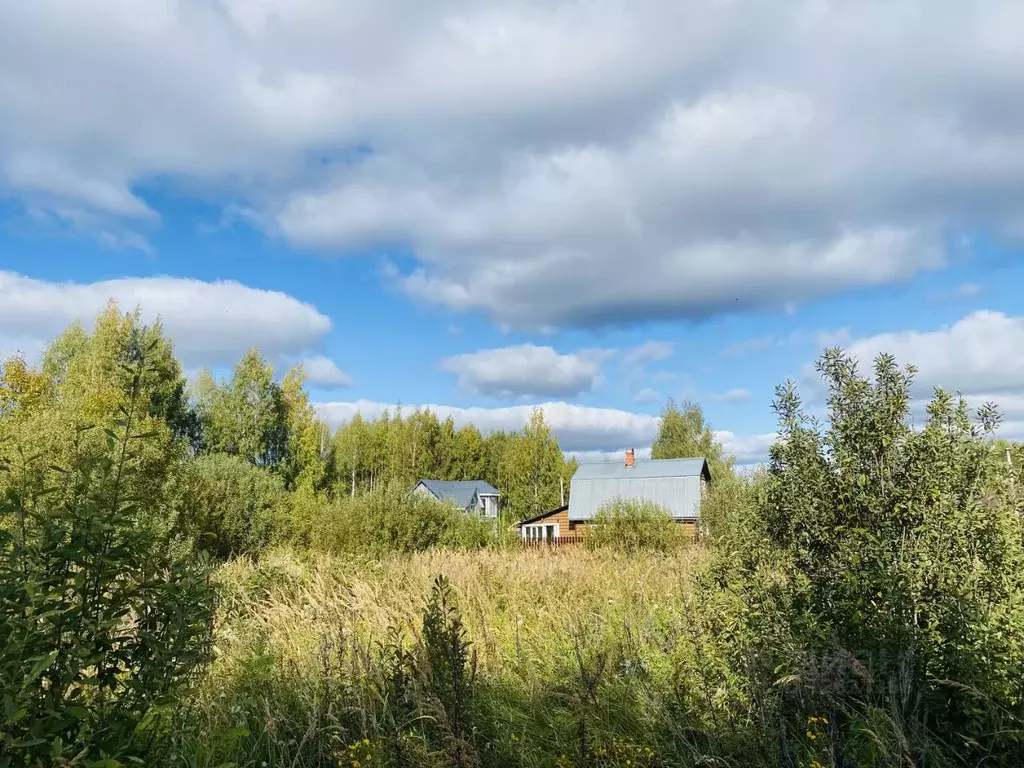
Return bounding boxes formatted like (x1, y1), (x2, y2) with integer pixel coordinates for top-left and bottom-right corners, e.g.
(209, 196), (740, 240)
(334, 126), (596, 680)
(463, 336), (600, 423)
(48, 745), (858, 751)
(0, 354), (51, 418)
(1, 303), (193, 524)
(587, 498), (684, 553)
(201, 349), (289, 470)
(173, 453), (288, 559)
(708, 349), (1024, 763)
(651, 398), (733, 479)
(280, 365), (330, 493)
(499, 409), (566, 520)
(332, 412), (370, 497)
(454, 423), (487, 481)
(0, 348), (215, 764)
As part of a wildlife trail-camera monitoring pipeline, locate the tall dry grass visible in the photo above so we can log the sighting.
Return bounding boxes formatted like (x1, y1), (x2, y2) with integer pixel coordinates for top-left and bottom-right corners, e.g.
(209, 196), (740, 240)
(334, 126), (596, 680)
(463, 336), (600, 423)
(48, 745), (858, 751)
(217, 545), (707, 668)
(172, 545), (723, 767)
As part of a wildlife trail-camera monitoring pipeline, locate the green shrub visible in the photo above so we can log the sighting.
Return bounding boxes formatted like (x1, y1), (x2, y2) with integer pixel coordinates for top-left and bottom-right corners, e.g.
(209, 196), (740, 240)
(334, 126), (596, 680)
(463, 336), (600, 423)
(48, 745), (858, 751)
(0, 361), (216, 765)
(173, 452), (288, 559)
(586, 498), (685, 553)
(308, 482), (496, 556)
(704, 349), (1024, 765)
(419, 575), (480, 767)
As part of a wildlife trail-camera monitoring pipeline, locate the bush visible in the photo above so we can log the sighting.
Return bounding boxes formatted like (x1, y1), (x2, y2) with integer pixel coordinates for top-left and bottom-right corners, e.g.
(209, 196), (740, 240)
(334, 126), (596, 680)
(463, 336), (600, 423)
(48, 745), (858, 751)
(586, 498), (686, 553)
(703, 349), (1024, 765)
(307, 482), (497, 556)
(0, 362), (216, 765)
(173, 453), (288, 559)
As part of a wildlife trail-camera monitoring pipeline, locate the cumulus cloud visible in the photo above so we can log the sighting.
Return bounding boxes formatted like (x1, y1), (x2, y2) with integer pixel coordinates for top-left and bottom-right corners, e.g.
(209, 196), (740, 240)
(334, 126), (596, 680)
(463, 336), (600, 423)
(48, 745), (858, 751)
(440, 344), (606, 399)
(300, 355), (352, 388)
(836, 311), (1024, 397)
(0, 270), (333, 369)
(314, 398), (774, 464)
(3, 2), (1024, 327)
(710, 388), (752, 404)
(802, 310), (1024, 439)
(317, 400), (658, 453)
(710, 431), (777, 466)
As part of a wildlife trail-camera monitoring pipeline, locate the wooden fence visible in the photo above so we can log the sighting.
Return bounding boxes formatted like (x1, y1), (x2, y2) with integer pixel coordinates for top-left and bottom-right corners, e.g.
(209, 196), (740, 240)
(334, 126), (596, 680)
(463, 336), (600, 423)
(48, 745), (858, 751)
(521, 535), (585, 548)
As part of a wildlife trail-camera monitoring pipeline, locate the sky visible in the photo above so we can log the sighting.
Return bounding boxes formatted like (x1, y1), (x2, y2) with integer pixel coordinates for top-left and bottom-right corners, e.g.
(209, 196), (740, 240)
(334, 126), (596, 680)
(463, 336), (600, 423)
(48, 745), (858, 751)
(2, 0), (1024, 466)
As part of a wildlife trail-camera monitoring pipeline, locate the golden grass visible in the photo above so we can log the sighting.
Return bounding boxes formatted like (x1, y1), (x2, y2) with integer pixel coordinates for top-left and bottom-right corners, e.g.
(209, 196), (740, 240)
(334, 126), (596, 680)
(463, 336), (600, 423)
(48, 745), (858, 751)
(182, 544), (719, 767)
(213, 544), (709, 678)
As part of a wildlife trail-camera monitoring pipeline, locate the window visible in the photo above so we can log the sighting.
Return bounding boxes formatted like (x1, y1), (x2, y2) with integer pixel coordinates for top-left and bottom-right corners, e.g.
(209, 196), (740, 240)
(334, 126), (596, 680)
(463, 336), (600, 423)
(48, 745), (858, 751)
(522, 523), (559, 541)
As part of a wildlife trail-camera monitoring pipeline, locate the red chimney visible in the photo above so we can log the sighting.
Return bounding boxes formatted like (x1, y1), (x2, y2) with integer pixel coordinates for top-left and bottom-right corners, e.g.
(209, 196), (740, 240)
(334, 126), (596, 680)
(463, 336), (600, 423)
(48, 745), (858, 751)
(625, 448), (635, 468)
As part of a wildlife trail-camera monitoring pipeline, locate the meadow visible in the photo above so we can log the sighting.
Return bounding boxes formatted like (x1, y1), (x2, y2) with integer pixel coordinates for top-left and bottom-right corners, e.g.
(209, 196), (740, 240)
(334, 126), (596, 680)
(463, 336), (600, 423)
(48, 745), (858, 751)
(3, 306), (1024, 767)
(175, 546), (713, 767)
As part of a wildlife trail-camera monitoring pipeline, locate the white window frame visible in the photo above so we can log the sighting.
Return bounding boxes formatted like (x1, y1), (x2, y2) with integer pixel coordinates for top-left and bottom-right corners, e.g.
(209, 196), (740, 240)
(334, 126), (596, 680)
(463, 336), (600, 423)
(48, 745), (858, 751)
(522, 523), (559, 540)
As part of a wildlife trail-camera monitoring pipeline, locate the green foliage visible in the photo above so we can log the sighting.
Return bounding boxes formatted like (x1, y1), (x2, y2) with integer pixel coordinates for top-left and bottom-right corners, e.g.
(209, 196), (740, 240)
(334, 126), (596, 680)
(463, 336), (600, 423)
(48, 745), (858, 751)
(586, 498), (686, 553)
(329, 405), (574, 522)
(651, 398), (733, 480)
(1, 303), (192, 528)
(419, 575), (480, 767)
(698, 465), (767, 542)
(497, 408), (567, 520)
(197, 349), (289, 470)
(280, 365), (331, 493)
(705, 349), (1024, 765)
(301, 483), (497, 557)
(173, 453), (288, 559)
(9, 306), (1024, 768)
(0, 354), (216, 766)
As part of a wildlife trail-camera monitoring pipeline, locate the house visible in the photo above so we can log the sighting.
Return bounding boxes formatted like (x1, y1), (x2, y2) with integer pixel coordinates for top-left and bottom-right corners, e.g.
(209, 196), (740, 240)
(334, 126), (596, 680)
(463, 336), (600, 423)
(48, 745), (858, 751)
(412, 479), (501, 518)
(518, 449), (711, 541)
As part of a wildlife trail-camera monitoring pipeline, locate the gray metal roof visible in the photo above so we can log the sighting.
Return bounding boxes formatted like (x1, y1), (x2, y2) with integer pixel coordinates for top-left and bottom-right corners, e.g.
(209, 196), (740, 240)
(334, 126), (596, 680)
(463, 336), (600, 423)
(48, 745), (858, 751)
(568, 457), (709, 522)
(572, 457), (709, 481)
(416, 480), (499, 510)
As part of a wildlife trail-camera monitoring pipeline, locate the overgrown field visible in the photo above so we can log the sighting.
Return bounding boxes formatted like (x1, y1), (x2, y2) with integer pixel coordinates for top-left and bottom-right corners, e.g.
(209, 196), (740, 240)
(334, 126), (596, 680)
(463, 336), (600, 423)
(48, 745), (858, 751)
(5, 305), (1024, 767)
(176, 546), (715, 767)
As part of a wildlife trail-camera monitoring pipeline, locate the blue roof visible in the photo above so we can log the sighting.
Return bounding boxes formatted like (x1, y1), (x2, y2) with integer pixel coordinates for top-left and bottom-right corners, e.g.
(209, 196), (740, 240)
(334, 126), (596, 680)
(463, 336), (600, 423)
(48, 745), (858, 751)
(572, 457), (709, 481)
(416, 480), (499, 509)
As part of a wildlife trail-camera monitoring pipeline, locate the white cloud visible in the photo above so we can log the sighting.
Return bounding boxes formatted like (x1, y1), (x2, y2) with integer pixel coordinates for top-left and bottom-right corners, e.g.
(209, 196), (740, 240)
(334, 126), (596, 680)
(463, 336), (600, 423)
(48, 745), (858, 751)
(633, 387), (661, 404)
(802, 310), (1024, 440)
(440, 344), (606, 399)
(710, 388), (752, 404)
(300, 355), (352, 388)
(930, 281), (984, 303)
(712, 430), (777, 466)
(838, 311), (1024, 397)
(314, 398), (773, 464)
(3, 2), (1024, 327)
(317, 399), (658, 453)
(570, 428), (776, 467)
(571, 446), (654, 464)
(0, 270), (333, 369)
(624, 341), (674, 365)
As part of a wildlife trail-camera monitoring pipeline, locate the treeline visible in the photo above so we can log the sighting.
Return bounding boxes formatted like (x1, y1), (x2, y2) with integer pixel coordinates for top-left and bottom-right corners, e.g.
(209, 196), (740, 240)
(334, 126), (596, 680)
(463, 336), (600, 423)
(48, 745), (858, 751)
(2, 305), (735, 561)
(0, 303), (587, 528)
(192, 343), (581, 515)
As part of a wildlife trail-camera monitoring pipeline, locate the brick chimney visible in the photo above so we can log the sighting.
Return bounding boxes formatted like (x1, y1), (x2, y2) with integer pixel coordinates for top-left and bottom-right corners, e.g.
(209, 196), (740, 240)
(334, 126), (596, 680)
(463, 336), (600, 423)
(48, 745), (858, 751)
(625, 448), (635, 468)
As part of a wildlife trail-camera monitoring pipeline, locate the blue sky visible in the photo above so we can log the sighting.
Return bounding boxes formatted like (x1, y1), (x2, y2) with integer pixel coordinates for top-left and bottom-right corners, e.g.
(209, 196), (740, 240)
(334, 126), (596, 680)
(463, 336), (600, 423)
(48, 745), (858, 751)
(2, 1), (1024, 464)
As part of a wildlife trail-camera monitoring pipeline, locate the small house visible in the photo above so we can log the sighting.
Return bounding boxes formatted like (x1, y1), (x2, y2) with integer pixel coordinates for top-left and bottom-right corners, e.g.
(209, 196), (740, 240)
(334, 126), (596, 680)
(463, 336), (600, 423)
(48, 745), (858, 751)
(412, 479), (501, 518)
(518, 449), (711, 541)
